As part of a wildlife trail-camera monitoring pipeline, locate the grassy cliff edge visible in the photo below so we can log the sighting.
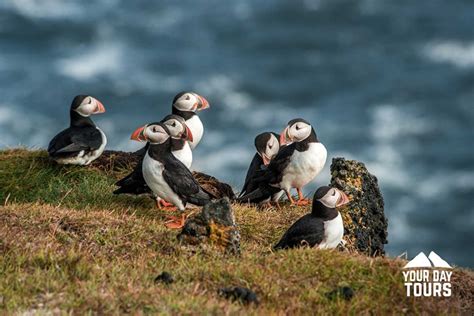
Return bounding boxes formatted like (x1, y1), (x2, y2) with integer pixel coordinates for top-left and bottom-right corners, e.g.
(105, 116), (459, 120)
(0, 149), (472, 314)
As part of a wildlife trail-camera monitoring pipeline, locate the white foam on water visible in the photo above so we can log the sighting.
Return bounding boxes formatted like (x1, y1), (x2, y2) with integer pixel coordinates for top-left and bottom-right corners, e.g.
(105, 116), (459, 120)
(196, 75), (252, 111)
(0, 105), (54, 148)
(423, 41), (474, 69)
(56, 41), (123, 81)
(2, 0), (84, 19)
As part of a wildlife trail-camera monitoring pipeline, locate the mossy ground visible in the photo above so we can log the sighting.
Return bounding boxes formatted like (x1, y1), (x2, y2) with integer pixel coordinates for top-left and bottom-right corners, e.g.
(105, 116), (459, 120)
(0, 149), (472, 314)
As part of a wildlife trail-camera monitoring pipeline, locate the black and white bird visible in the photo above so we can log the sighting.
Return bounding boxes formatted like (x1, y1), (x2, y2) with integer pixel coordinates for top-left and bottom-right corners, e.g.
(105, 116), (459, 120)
(171, 91), (209, 150)
(48, 95), (107, 165)
(130, 122), (210, 228)
(114, 115), (194, 201)
(238, 132), (283, 204)
(238, 119), (327, 206)
(273, 186), (350, 250)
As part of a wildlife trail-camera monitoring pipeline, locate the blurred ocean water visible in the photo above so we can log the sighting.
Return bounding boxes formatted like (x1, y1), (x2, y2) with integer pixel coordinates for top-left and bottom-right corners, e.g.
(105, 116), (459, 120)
(0, 0), (473, 266)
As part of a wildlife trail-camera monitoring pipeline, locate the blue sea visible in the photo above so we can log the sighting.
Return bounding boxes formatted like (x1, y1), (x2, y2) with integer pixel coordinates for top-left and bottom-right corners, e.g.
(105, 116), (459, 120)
(0, 0), (473, 267)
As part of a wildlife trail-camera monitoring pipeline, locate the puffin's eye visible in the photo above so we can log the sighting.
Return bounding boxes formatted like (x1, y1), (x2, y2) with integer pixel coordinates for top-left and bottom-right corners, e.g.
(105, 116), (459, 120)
(88, 97), (92, 104)
(185, 95), (190, 101)
(295, 125), (300, 130)
(332, 189), (336, 196)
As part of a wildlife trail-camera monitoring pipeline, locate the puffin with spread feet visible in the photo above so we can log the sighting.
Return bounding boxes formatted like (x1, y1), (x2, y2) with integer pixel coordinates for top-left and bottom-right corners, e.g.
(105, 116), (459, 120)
(131, 122), (211, 228)
(238, 119), (327, 206)
(238, 132), (283, 205)
(273, 186), (350, 250)
(48, 95), (107, 165)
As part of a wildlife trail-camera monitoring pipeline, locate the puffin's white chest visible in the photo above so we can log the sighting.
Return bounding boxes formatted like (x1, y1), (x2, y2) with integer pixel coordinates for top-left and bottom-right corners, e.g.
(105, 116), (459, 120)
(172, 142), (193, 169)
(186, 115), (203, 150)
(280, 142), (327, 190)
(84, 127), (107, 164)
(318, 213), (344, 249)
(142, 153), (185, 210)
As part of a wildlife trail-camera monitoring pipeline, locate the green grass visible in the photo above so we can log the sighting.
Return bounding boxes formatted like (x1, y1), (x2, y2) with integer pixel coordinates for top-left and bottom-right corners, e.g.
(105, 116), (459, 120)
(0, 148), (472, 314)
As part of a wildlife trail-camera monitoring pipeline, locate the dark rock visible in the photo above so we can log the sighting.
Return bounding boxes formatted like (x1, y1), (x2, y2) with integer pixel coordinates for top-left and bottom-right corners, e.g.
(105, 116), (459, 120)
(218, 287), (259, 305)
(330, 158), (388, 256)
(154, 272), (174, 285)
(177, 198), (241, 255)
(325, 286), (354, 301)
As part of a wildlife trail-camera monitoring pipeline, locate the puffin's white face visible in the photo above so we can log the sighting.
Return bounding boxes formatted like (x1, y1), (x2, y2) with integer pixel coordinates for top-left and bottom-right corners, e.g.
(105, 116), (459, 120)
(261, 134), (280, 165)
(286, 121), (312, 142)
(173, 92), (209, 112)
(163, 117), (193, 141)
(318, 188), (350, 208)
(75, 96), (105, 117)
(131, 124), (169, 144)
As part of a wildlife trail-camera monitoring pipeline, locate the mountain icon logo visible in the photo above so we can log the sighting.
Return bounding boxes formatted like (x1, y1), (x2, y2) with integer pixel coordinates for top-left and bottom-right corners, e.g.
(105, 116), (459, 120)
(403, 251), (452, 269)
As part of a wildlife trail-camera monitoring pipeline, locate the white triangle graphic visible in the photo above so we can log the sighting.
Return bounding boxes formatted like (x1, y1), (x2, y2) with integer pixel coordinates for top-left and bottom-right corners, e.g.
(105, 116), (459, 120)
(403, 252), (432, 268)
(428, 251), (452, 268)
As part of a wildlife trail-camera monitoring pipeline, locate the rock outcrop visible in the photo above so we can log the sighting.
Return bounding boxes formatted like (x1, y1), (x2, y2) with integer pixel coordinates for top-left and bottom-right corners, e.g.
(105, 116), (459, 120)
(330, 158), (388, 256)
(177, 198), (241, 255)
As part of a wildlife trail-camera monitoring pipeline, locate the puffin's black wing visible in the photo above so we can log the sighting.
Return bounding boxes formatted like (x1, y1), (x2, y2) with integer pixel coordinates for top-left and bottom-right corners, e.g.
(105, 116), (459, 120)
(113, 158), (151, 195)
(273, 214), (325, 250)
(239, 153), (263, 197)
(162, 157), (210, 206)
(48, 126), (102, 158)
(263, 143), (296, 185)
(236, 144), (295, 203)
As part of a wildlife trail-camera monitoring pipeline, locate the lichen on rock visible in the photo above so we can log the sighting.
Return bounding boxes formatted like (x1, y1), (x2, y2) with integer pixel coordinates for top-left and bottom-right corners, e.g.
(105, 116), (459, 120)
(177, 198), (241, 255)
(330, 158), (388, 256)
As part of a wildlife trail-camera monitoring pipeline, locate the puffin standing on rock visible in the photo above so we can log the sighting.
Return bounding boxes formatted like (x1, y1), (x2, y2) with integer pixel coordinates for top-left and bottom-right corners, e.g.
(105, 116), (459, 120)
(131, 122), (211, 228)
(239, 132), (283, 204)
(273, 186), (350, 250)
(48, 95), (107, 165)
(238, 119), (327, 206)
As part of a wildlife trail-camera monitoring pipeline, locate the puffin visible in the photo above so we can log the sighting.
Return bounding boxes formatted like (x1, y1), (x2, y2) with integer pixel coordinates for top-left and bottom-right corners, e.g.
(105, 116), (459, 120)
(131, 122), (210, 228)
(238, 132), (283, 205)
(273, 186), (350, 250)
(48, 95), (107, 165)
(171, 91), (209, 149)
(238, 119), (327, 206)
(113, 115), (193, 204)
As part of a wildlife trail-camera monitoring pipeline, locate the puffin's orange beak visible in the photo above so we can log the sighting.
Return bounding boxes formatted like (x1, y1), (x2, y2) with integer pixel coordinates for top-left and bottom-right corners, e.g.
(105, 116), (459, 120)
(279, 127), (290, 145)
(95, 100), (106, 114)
(197, 95), (210, 110)
(336, 189), (350, 207)
(183, 125), (194, 142)
(130, 126), (147, 142)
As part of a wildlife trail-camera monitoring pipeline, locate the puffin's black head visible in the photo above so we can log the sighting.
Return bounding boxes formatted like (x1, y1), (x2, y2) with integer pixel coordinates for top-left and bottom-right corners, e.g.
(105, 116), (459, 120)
(161, 114), (193, 142)
(280, 118), (315, 145)
(130, 122), (170, 144)
(172, 91), (210, 112)
(254, 132), (280, 166)
(312, 186), (350, 210)
(71, 95), (105, 117)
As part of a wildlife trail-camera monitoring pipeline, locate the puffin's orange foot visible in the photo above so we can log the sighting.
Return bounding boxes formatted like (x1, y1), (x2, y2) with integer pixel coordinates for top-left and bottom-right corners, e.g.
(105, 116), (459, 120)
(164, 214), (186, 229)
(294, 198), (311, 206)
(157, 199), (177, 211)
